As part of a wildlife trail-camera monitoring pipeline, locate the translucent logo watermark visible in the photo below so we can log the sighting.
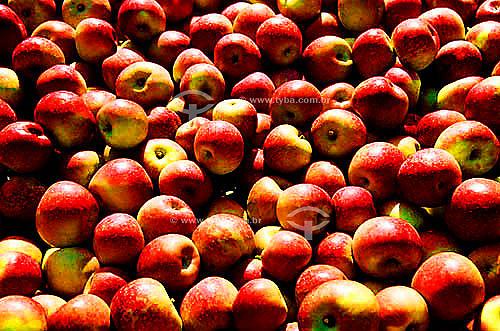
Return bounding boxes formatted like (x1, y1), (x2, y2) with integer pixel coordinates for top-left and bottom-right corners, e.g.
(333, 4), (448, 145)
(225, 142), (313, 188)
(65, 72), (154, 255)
(175, 90), (214, 120)
(287, 206), (331, 240)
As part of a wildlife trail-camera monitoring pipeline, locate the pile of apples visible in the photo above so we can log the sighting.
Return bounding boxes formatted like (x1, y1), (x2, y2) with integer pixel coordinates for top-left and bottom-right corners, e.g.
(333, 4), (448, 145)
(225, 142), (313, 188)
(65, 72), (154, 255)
(2, 0), (500, 329)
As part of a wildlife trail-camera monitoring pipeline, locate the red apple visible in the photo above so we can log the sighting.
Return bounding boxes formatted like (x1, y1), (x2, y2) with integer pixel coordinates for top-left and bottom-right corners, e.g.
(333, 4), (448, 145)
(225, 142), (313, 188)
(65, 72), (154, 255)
(0, 99), (17, 130)
(0, 175), (47, 223)
(32, 294), (66, 318)
(464, 76), (500, 134)
(320, 82), (354, 112)
(221, 1), (250, 23)
(101, 47), (145, 91)
(0, 236), (43, 264)
(295, 264), (347, 306)
(416, 109), (467, 147)
(75, 17), (117, 64)
(231, 71), (275, 114)
(314, 232), (357, 279)
(303, 12), (345, 46)
(468, 243), (500, 298)
(83, 267), (129, 306)
(384, 66), (421, 108)
(156, 0), (193, 23)
(36, 64), (87, 97)
(172, 47), (213, 83)
(8, 0), (56, 33)
(0, 4), (27, 65)
(0, 296), (47, 331)
(0, 251), (41, 297)
(189, 13), (232, 57)
(420, 229), (462, 260)
(61, 0), (111, 28)
(352, 28), (396, 78)
(233, 3), (275, 41)
(476, 0), (500, 22)
(383, 0), (423, 32)
(419, 7), (466, 45)
(179, 63), (225, 113)
(229, 257), (265, 288)
(466, 20), (500, 66)
(338, 0), (384, 31)
(82, 89), (116, 116)
(304, 161), (346, 197)
(117, 0), (166, 43)
(147, 30), (190, 69)
(212, 98), (258, 140)
(436, 75), (483, 113)
(331, 186), (377, 233)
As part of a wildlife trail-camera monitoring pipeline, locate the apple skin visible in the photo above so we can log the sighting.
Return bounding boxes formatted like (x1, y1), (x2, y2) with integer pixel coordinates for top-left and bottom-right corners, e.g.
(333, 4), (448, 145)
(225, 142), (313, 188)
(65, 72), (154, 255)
(0, 67), (23, 109)
(331, 186), (377, 233)
(338, 0), (384, 32)
(302, 35), (353, 87)
(189, 13), (232, 57)
(476, 294), (500, 330)
(172, 48), (213, 83)
(0, 236), (43, 264)
(263, 124), (312, 174)
(42, 247), (100, 299)
(295, 264), (347, 306)
(445, 178), (500, 242)
(419, 7), (465, 46)
(277, 0), (320, 22)
(231, 71), (275, 114)
(174, 117), (209, 156)
(391, 18), (440, 71)
(420, 229), (461, 260)
(246, 176), (290, 228)
(194, 120), (244, 176)
(233, 278), (288, 331)
(36, 180), (99, 247)
(206, 196), (247, 219)
(96, 98), (149, 149)
(376, 286), (430, 331)
(0, 176), (47, 223)
(0, 99), (17, 130)
(75, 17), (117, 64)
(147, 30), (190, 69)
(82, 89), (116, 116)
(436, 75), (483, 113)
(156, 0), (193, 23)
(93, 213), (145, 265)
(31, 20), (77, 63)
(298, 279), (380, 331)
(117, 0), (166, 44)
(378, 199), (427, 230)
(311, 108), (367, 159)
(397, 148), (462, 207)
(83, 267), (129, 306)
(303, 12), (346, 46)
(47, 294), (111, 331)
(147, 106), (181, 140)
(229, 257), (265, 288)
(0, 4), (27, 65)
(304, 161), (346, 197)
(416, 109), (467, 147)
(352, 216), (423, 278)
(137, 195), (197, 242)
(36, 64), (87, 97)
(352, 28), (396, 78)
(180, 276), (237, 331)
(261, 230), (312, 282)
(320, 82), (354, 112)
(89, 158), (154, 214)
(256, 15), (302, 67)
(32, 294), (66, 318)
(58, 150), (100, 187)
(466, 20), (500, 67)
(0, 251), (42, 297)
(111, 277), (182, 331)
(383, 0), (422, 32)
(137, 233), (200, 293)
(411, 252), (485, 321)
(7, 0), (56, 34)
(138, 138), (187, 181)
(352, 76), (409, 130)
(192, 213), (255, 273)
(12, 36), (65, 82)
(314, 232), (357, 279)
(468, 243), (500, 298)
(270, 79), (322, 128)
(232, 3), (274, 40)
(221, 1), (251, 23)
(212, 99), (258, 140)
(270, 67), (304, 88)
(158, 159), (213, 210)
(101, 47), (145, 91)
(276, 183), (333, 238)
(434, 120), (500, 177)
(348, 142), (406, 201)
(476, 0), (500, 23)
(179, 63), (226, 110)
(61, 0), (111, 28)
(464, 76), (500, 134)
(0, 296), (47, 331)
(384, 66), (421, 108)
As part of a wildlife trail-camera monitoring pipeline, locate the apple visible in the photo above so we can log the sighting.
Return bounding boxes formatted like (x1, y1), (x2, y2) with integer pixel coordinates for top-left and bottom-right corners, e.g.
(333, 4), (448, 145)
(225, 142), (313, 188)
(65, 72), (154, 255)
(434, 120), (500, 176)
(295, 264), (347, 306)
(158, 159), (213, 210)
(320, 82), (354, 112)
(411, 252), (485, 321)
(445, 178), (500, 242)
(419, 7), (465, 46)
(276, 183), (332, 239)
(338, 0), (384, 31)
(261, 230), (312, 282)
(101, 47), (145, 91)
(249, 113), (272, 147)
(352, 28), (396, 78)
(212, 98), (258, 140)
(89, 158), (154, 214)
(179, 63), (225, 112)
(0, 99), (17, 130)
(466, 20), (500, 67)
(233, 3), (275, 41)
(388, 135), (421, 159)
(147, 30), (190, 69)
(75, 17), (117, 64)
(61, 0), (111, 28)
(311, 108), (367, 159)
(156, 0), (193, 23)
(137, 233), (200, 292)
(420, 229), (461, 260)
(298, 279), (380, 331)
(304, 161), (346, 197)
(464, 76), (500, 134)
(172, 47), (213, 83)
(0, 67), (23, 109)
(302, 35), (353, 87)
(7, 0), (56, 33)
(314, 232), (357, 279)
(476, 0), (500, 22)
(58, 150), (100, 187)
(378, 199), (427, 230)
(331, 186), (377, 233)
(192, 213), (255, 273)
(236, 147), (268, 190)
(36, 64), (87, 97)
(0, 4), (27, 65)
(383, 0), (423, 32)
(229, 257), (265, 288)
(416, 109), (467, 147)
(47, 294), (110, 331)
(476, 295), (500, 330)
(174, 117), (210, 156)
(147, 106), (181, 140)
(96, 98), (148, 149)
(351, 76), (409, 130)
(82, 89), (116, 116)
(193, 120), (244, 175)
(36, 180), (99, 247)
(42, 247), (100, 298)
(111, 277), (182, 331)
(384, 66), (421, 108)
(31, 20), (77, 63)
(277, 0), (320, 22)
(353, 216), (423, 278)
(117, 0), (166, 43)
(0, 296), (47, 331)
(221, 1), (250, 23)
(348, 142), (406, 201)
(247, 176), (290, 228)
(0, 236), (43, 264)
(32, 294), (66, 318)
(189, 13), (232, 57)
(376, 286), (430, 331)
(256, 15), (302, 66)
(93, 213), (145, 265)
(436, 75), (483, 113)
(0, 251), (41, 297)
(0, 176), (47, 223)
(391, 18), (440, 71)
(180, 276), (237, 331)
(263, 124), (312, 174)
(233, 278), (288, 331)
(12, 36), (65, 82)
(193, 0), (222, 13)
(397, 148), (462, 207)
(138, 138), (187, 181)
(83, 267), (129, 306)
(270, 67), (304, 88)
(231, 71), (275, 114)
(253, 225), (281, 254)
(303, 12), (345, 46)
(468, 243), (500, 298)
(206, 196), (247, 219)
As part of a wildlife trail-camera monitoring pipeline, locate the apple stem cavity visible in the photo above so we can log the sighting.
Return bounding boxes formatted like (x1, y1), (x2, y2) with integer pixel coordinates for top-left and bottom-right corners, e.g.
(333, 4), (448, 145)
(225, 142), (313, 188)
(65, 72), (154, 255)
(323, 315), (336, 328)
(76, 4), (85, 12)
(155, 149), (165, 159)
(469, 148), (481, 160)
(328, 129), (338, 141)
